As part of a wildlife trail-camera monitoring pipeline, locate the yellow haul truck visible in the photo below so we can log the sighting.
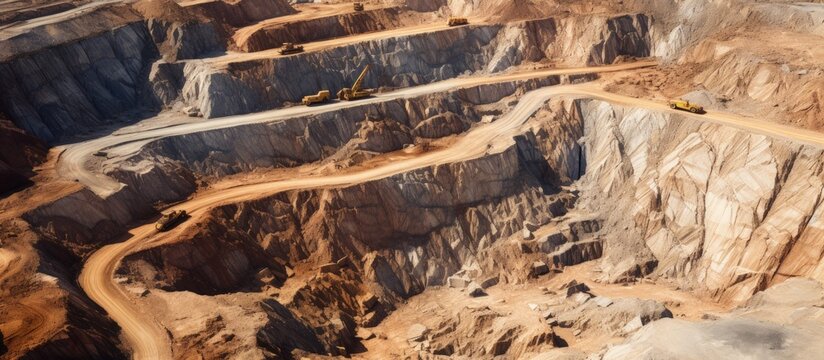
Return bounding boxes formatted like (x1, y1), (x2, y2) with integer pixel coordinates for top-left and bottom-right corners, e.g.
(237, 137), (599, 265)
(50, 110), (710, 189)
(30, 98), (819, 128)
(448, 17), (468, 26)
(155, 210), (188, 231)
(668, 99), (704, 114)
(279, 42), (304, 55)
(302, 90), (331, 106)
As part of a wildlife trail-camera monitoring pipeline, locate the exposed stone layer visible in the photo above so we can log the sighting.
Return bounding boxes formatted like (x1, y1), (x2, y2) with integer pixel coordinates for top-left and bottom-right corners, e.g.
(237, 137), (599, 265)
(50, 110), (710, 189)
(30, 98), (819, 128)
(0, 22), (158, 142)
(185, 0), (296, 28)
(577, 99), (824, 302)
(236, 7), (409, 52)
(172, 14), (650, 118)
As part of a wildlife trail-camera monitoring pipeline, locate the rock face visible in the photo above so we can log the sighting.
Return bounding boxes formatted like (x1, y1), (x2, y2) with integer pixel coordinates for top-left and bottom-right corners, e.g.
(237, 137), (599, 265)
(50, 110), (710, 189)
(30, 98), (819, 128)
(0, 1), (77, 26)
(236, 7), (409, 52)
(555, 297), (672, 336)
(0, 10), (650, 144)
(0, 22), (158, 142)
(119, 97), (586, 355)
(126, 139), (575, 293)
(145, 19), (223, 61)
(110, 78), (560, 206)
(576, 99), (824, 302)
(0, 119), (47, 194)
(0, 224), (126, 360)
(0, 4), (144, 61)
(174, 14), (651, 118)
(186, 0), (296, 28)
(20, 291), (127, 360)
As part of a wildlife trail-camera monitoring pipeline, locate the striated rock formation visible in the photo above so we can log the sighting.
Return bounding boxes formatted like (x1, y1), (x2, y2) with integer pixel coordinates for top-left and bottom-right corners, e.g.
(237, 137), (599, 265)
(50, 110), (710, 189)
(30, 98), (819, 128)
(0, 3), (143, 61)
(134, 0), (225, 62)
(0, 224), (126, 359)
(173, 14), (650, 118)
(0, 21), (158, 142)
(575, 99), (824, 302)
(426, 305), (558, 356)
(105, 78), (562, 213)
(184, 0), (296, 28)
(118, 100), (587, 355)
(236, 7), (410, 52)
(0, 1), (78, 26)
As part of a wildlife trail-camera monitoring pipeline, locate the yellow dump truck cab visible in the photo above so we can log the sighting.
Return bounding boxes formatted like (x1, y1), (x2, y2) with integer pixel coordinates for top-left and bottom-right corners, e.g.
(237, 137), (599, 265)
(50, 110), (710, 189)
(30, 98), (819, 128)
(155, 210), (188, 231)
(448, 17), (468, 26)
(668, 99), (704, 114)
(353, 2), (364, 11)
(302, 90), (331, 106)
(279, 43), (304, 55)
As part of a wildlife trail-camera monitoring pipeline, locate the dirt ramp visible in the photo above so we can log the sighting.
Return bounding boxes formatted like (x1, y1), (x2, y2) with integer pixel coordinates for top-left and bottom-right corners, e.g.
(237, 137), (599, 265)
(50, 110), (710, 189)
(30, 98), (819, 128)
(235, 7), (410, 52)
(184, 0), (296, 28)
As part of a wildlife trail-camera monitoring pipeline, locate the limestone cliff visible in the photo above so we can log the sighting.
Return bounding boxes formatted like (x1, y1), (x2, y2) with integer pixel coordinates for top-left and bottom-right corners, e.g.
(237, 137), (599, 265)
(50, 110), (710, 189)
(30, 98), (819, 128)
(171, 14), (650, 118)
(575, 99), (824, 302)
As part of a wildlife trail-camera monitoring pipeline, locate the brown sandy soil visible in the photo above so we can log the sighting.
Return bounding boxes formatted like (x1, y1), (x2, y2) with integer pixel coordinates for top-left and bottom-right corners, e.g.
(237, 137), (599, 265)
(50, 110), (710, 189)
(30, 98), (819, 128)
(0, 148), (81, 222)
(203, 137), (455, 193)
(232, 2), (380, 45)
(208, 20), (470, 68)
(0, 224), (66, 359)
(5, 0), (824, 358)
(359, 261), (734, 358)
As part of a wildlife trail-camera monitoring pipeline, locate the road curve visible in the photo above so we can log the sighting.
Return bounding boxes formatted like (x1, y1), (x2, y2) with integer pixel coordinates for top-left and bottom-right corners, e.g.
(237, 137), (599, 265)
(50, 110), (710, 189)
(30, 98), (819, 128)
(0, 0), (126, 39)
(78, 82), (585, 360)
(78, 72), (824, 360)
(58, 61), (657, 197)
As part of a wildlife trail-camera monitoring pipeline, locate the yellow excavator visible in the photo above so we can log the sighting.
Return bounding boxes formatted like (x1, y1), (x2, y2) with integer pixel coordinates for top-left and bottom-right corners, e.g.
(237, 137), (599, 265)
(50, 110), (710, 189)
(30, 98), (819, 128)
(337, 65), (372, 101)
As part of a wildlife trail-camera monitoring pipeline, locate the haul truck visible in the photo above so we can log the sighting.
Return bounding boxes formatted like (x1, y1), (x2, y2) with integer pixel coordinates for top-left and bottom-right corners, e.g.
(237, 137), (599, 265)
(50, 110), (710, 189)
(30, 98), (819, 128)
(303, 90), (331, 106)
(668, 99), (704, 114)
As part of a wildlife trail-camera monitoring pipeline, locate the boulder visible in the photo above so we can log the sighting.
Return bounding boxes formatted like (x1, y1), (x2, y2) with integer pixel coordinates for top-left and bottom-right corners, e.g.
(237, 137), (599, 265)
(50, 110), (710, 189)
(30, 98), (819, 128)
(480, 276), (499, 289)
(621, 316), (644, 334)
(361, 310), (384, 328)
(523, 220), (541, 232)
(568, 292), (592, 306)
(467, 282), (487, 297)
(532, 261), (549, 277)
(407, 323), (429, 342)
(356, 328), (375, 340)
(523, 227), (534, 240)
(448, 275), (471, 289)
(359, 293), (379, 311)
(594, 296), (614, 308)
(563, 280), (590, 297)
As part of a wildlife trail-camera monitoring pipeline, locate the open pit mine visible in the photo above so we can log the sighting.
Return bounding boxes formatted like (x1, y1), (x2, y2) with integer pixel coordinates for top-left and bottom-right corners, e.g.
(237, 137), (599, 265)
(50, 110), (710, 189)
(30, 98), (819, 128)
(3, 0), (824, 359)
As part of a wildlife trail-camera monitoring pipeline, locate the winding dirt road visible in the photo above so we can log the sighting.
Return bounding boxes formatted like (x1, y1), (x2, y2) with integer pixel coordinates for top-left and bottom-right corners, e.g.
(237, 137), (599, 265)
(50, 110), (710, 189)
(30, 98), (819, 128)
(77, 65), (824, 359)
(58, 61), (656, 197)
(78, 79), (587, 360)
(230, 2), (392, 50)
(0, 0), (124, 36)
